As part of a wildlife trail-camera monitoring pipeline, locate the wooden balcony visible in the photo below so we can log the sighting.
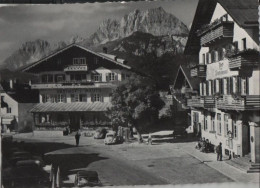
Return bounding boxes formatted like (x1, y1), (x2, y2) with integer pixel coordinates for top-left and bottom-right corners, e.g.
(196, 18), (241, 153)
(216, 95), (260, 111)
(187, 96), (204, 108)
(190, 64), (206, 78)
(228, 50), (259, 70)
(31, 81), (118, 89)
(198, 20), (234, 47)
(187, 96), (215, 109)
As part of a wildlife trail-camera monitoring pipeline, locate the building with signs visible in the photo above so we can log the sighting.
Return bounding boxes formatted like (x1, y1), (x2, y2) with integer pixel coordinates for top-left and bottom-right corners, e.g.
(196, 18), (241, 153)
(22, 44), (136, 132)
(184, 0), (259, 165)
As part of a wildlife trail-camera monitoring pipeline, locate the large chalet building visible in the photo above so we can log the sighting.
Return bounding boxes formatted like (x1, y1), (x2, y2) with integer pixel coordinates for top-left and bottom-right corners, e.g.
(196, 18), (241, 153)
(175, 0), (259, 164)
(22, 44), (135, 133)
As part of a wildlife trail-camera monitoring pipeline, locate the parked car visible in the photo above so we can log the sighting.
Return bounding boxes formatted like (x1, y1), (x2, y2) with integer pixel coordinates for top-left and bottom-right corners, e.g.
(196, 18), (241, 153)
(173, 126), (188, 138)
(94, 128), (107, 139)
(104, 132), (123, 145)
(74, 170), (101, 187)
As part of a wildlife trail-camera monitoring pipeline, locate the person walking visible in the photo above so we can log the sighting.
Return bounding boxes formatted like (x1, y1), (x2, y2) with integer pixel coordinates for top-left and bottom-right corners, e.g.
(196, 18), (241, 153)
(75, 131), (81, 147)
(216, 142), (222, 161)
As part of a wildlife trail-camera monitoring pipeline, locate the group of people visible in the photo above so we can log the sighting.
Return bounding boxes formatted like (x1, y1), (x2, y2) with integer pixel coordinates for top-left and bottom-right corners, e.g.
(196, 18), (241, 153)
(195, 137), (222, 161)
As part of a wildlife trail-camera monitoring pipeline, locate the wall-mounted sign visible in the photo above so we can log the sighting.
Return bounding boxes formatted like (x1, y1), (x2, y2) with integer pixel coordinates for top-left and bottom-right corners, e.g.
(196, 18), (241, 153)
(206, 60), (238, 80)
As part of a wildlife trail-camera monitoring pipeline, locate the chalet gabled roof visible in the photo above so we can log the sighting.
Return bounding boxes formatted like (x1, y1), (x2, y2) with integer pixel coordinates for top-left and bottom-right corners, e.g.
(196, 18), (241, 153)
(21, 43), (132, 72)
(172, 65), (200, 90)
(184, 0), (258, 55)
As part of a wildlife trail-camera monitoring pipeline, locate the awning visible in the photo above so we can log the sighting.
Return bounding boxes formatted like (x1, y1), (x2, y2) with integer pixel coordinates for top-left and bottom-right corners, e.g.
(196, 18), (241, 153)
(30, 102), (112, 113)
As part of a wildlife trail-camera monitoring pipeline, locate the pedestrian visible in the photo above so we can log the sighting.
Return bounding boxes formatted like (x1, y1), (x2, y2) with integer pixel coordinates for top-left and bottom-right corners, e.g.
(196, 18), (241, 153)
(216, 142), (222, 161)
(75, 130), (81, 146)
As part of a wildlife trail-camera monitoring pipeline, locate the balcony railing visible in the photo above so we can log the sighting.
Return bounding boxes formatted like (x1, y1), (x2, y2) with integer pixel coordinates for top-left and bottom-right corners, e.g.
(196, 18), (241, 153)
(187, 96), (204, 108)
(64, 65), (88, 71)
(190, 64), (206, 78)
(187, 96), (215, 109)
(31, 81), (119, 89)
(198, 20), (234, 47)
(216, 95), (260, 111)
(228, 50), (259, 70)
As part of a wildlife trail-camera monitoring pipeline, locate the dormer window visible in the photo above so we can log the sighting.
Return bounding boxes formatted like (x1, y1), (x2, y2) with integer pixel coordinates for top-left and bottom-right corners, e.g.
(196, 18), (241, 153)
(73, 57), (86, 65)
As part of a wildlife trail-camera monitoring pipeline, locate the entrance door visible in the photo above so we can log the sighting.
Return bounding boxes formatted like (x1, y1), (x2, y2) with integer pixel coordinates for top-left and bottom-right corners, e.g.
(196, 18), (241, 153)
(69, 114), (80, 131)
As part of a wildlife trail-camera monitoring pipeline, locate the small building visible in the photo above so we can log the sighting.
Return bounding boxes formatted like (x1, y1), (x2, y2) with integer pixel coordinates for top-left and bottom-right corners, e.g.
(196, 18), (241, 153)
(184, 0), (259, 163)
(170, 65), (200, 132)
(0, 82), (39, 133)
(21, 44), (137, 133)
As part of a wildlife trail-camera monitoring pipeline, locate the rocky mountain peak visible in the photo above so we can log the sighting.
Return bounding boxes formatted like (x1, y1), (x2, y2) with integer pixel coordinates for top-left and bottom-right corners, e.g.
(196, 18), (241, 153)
(88, 7), (189, 45)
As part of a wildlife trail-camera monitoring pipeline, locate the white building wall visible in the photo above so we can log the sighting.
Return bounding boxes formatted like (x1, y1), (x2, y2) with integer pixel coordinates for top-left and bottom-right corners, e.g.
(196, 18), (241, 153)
(0, 93), (19, 118)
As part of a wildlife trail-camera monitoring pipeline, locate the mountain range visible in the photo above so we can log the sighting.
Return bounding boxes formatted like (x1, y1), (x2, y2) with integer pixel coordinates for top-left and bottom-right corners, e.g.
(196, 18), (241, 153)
(0, 7), (189, 89)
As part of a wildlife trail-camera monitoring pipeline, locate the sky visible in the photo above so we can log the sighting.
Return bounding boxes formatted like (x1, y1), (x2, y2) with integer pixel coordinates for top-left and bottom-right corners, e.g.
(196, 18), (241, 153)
(0, 0), (198, 62)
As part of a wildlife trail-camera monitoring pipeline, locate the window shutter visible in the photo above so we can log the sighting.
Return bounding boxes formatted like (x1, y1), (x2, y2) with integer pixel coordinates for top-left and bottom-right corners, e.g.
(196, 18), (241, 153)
(91, 94), (94, 102)
(230, 77), (233, 94)
(91, 73), (94, 81)
(246, 77), (249, 95)
(237, 77), (241, 94)
(106, 73), (109, 82)
(206, 81), (209, 96)
(227, 78), (230, 95)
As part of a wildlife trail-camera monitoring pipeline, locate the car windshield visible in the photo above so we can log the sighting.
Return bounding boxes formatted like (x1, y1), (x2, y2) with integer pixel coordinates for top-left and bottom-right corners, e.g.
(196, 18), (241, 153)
(106, 135), (113, 138)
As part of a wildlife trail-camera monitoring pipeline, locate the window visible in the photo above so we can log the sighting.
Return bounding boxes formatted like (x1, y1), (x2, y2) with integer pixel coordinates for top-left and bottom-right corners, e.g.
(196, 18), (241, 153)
(204, 116), (208, 131)
(42, 74), (53, 83)
(211, 115), (215, 132)
(70, 74), (86, 81)
(224, 114), (229, 136)
(79, 94), (87, 102)
(94, 74), (102, 82)
(233, 121), (237, 139)
(75, 94), (80, 102)
(223, 78), (228, 95)
(242, 38), (247, 51)
(206, 53), (210, 64)
(233, 41), (238, 52)
(92, 94), (103, 102)
(107, 73), (117, 81)
(241, 77), (248, 95)
(57, 94), (65, 103)
(73, 57), (86, 65)
(211, 51), (215, 63)
(217, 113), (222, 135)
(7, 107), (11, 113)
(56, 75), (64, 82)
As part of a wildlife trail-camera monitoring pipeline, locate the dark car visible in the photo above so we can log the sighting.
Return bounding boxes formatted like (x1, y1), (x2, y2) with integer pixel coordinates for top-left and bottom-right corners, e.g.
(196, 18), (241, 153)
(94, 128), (107, 139)
(74, 170), (101, 187)
(173, 126), (188, 138)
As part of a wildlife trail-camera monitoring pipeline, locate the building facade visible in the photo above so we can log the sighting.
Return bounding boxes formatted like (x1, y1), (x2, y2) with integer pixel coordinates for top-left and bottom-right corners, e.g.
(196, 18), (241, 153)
(22, 44), (135, 132)
(185, 0), (259, 163)
(170, 65), (199, 133)
(0, 82), (38, 133)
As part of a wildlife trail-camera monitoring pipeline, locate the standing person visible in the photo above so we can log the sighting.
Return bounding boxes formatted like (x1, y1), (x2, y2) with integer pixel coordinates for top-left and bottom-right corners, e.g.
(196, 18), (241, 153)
(75, 131), (81, 147)
(216, 142), (222, 161)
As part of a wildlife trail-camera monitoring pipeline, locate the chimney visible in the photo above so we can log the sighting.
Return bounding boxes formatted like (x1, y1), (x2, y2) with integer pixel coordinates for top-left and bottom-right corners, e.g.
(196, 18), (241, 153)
(9, 79), (13, 89)
(103, 47), (108, 54)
